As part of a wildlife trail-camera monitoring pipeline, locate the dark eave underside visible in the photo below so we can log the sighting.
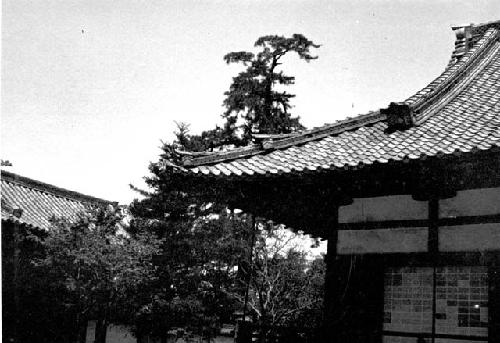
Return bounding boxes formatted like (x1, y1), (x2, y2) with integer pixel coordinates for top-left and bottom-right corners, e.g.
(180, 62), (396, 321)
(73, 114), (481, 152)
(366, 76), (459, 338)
(172, 148), (500, 238)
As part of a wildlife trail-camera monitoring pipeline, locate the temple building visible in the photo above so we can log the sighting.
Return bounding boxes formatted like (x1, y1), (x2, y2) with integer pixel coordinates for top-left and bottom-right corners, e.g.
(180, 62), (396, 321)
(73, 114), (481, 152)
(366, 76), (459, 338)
(166, 20), (500, 343)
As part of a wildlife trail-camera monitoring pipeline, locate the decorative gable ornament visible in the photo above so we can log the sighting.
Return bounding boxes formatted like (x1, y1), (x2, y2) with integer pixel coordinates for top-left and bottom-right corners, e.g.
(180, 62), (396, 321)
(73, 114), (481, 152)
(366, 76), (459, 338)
(382, 102), (415, 133)
(452, 25), (473, 61)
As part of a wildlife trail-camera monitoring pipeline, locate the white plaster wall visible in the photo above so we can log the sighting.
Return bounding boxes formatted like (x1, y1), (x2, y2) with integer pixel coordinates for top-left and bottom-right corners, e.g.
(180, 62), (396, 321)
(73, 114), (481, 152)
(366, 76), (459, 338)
(339, 195), (428, 223)
(86, 321), (137, 343)
(439, 187), (500, 218)
(439, 223), (500, 252)
(106, 324), (137, 343)
(337, 227), (428, 254)
(86, 320), (96, 343)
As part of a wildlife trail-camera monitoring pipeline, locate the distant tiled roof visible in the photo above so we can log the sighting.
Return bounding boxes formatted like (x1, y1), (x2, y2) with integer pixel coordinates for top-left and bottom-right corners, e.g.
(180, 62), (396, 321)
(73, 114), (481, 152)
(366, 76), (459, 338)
(1, 170), (116, 230)
(172, 20), (500, 178)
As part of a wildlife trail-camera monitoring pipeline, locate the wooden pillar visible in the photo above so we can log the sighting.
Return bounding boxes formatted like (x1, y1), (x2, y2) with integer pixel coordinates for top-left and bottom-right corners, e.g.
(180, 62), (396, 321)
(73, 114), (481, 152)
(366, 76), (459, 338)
(2, 222), (17, 342)
(322, 202), (386, 343)
(322, 207), (339, 342)
(13, 222), (21, 343)
(324, 255), (385, 342)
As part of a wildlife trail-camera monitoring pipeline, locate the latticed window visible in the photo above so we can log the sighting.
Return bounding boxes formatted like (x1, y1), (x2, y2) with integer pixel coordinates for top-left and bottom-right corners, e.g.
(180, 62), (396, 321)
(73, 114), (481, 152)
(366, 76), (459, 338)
(383, 266), (488, 343)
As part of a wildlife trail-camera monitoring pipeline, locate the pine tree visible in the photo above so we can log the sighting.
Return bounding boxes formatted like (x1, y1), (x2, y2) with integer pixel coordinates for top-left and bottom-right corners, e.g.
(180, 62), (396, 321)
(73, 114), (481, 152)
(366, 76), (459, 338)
(174, 34), (319, 151)
(222, 34), (319, 146)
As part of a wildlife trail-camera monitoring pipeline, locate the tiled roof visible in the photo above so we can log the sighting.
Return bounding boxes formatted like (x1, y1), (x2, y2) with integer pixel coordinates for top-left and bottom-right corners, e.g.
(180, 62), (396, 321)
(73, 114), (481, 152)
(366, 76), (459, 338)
(172, 20), (500, 178)
(1, 170), (115, 230)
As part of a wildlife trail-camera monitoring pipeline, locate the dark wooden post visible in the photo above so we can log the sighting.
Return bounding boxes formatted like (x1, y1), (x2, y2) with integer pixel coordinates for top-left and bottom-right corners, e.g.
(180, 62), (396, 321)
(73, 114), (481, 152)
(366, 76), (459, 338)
(321, 195), (387, 343)
(322, 206), (339, 343)
(13, 222), (21, 343)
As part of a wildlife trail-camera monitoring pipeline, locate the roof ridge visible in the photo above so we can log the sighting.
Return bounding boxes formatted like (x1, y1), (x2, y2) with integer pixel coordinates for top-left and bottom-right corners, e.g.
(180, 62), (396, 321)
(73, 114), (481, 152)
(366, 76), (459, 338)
(261, 111), (384, 150)
(183, 111), (384, 166)
(471, 19), (500, 31)
(416, 38), (500, 125)
(409, 27), (499, 118)
(1, 170), (116, 206)
(452, 19), (500, 29)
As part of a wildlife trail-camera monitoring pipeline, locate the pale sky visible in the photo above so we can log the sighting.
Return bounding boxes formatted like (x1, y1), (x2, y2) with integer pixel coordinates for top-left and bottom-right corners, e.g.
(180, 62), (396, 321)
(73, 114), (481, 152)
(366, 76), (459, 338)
(2, 0), (499, 204)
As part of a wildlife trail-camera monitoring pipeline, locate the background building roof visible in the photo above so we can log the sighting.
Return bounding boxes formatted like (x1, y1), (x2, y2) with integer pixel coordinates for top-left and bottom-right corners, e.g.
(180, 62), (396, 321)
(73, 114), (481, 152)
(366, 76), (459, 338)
(1, 170), (116, 230)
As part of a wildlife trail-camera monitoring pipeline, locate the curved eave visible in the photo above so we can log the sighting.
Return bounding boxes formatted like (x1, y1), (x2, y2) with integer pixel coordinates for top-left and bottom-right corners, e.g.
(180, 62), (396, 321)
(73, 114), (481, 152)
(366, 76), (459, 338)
(177, 146), (500, 184)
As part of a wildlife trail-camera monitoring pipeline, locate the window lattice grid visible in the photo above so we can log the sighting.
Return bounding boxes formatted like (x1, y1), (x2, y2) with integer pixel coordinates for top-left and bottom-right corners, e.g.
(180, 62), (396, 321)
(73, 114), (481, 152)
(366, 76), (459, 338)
(383, 266), (488, 343)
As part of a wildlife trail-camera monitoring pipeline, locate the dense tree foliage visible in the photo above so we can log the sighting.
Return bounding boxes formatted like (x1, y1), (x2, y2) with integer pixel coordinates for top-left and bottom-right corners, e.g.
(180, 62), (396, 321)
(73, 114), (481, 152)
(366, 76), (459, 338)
(2, 222), (59, 343)
(130, 193), (325, 341)
(129, 196), (255, 340)
(2, 207), (163, 343)
(36, 207), (162, 343)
